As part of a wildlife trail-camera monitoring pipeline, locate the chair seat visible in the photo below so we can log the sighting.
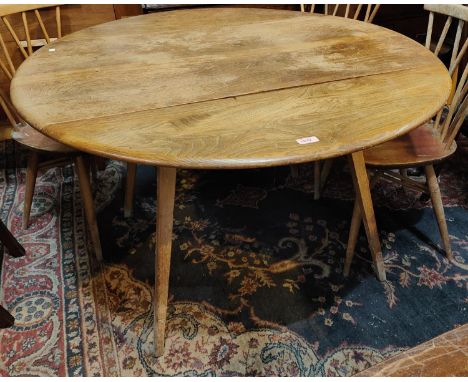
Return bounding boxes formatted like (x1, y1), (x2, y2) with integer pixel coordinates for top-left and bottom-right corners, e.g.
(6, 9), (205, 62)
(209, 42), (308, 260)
(364, 122), (457, 168)
(12, 122), (76, 154)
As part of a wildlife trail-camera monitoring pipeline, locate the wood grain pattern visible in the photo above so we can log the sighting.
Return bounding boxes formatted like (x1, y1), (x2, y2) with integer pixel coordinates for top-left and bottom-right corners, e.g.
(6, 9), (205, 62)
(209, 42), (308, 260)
(0, 4), (116, 98)
(356, 324), (468, 376)
(28, 66), (449, 169)
(301, 4), (381, 200)
(10, 8), (451, 168)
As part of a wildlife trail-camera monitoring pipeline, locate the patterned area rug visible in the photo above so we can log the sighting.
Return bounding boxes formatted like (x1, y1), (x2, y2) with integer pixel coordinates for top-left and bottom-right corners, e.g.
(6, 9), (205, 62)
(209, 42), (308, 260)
(0, 141), (467, 376)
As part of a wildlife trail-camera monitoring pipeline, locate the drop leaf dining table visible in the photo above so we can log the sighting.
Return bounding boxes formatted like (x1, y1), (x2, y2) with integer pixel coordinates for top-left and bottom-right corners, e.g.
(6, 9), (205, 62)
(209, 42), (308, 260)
(10, 8), (451, 356)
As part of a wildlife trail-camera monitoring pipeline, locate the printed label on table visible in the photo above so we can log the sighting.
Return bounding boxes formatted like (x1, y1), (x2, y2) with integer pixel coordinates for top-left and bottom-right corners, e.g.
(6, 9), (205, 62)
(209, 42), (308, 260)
(296, 136), (319, 145)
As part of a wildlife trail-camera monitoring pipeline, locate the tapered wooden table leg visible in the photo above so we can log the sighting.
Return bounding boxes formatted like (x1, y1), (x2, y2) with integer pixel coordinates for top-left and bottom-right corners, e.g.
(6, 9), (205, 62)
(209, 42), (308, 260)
(348, 151), (386, 281)
(320, 158), (333, 191)
(74, 156), (103, 262)
(154, 166), (177, 357)
(314, 161), (321, 200)
(23, 151), (39, 229)
(124, 162), (137, 218)
(344, 198), (362, 277)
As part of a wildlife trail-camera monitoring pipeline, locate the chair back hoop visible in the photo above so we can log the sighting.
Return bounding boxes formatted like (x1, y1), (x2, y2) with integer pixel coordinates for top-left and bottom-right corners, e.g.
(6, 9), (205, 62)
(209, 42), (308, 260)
(0, 4), (62, 128)
(424, 4), (468, 146)
(424, 4), (468, 23)
(300, 4), (380, 23)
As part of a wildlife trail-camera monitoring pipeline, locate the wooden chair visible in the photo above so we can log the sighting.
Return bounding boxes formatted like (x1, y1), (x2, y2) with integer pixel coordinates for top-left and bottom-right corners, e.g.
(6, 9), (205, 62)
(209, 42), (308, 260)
(344, 4), (468, 276)
(299, 4), (381, 199)
(0, 5), (102, 261)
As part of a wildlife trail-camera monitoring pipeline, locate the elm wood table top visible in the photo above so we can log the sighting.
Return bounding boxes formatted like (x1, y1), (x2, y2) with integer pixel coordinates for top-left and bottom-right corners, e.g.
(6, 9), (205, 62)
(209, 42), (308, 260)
(10, 8), (451, 169)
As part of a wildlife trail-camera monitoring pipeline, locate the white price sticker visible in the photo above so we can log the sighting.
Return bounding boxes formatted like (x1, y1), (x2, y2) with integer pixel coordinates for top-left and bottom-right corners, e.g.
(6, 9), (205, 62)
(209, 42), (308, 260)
(296, 136), (320, 145)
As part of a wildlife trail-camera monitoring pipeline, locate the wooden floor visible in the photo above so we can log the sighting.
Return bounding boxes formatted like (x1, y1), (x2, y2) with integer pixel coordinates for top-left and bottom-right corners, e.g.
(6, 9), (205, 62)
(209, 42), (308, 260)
(356, 324), (468, 376)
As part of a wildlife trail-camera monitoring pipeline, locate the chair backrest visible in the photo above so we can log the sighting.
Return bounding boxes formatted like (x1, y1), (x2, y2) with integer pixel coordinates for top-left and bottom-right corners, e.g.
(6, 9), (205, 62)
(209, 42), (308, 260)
(0, 4), (62, 81)
(424, 4), (468, 147)
(0, 5), (62, 129)
(300, 4), (380, 23)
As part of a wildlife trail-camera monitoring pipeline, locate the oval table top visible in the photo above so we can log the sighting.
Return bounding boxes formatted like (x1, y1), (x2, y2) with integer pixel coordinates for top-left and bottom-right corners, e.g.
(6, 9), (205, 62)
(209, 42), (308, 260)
(11, 8), (451, 169)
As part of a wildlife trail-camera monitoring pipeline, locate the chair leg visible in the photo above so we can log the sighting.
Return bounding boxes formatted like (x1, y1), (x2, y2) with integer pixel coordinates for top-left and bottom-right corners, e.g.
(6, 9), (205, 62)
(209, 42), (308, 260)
(320, 158), (333, 192)
(0, 305), (14, 328)
(425, 165), (453, 260)
(0, 219), (25, 258)
(94, 156), (107, 171)
(74, 156), (103, 262)
(290, 165), (299, 178)
(314, 161), (321, 200)
(90, 157), (98, 185)
(22, 151), (39, 230)
(344, 198), (361, 276)
(124, 162), (137, 218)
